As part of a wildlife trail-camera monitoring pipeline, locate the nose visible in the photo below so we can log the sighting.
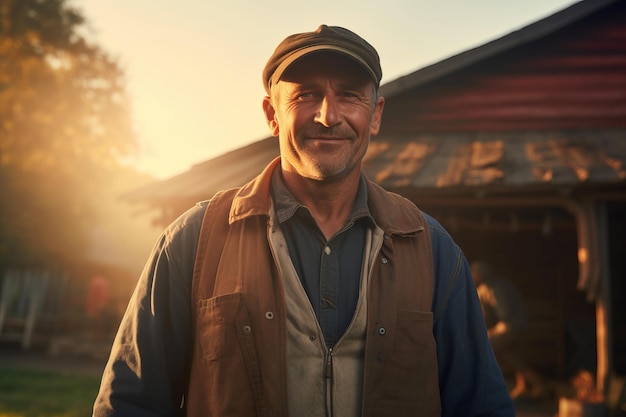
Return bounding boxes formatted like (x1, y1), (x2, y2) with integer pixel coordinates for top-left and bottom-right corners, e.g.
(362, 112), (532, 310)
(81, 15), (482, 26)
(314, 95), (340, 127)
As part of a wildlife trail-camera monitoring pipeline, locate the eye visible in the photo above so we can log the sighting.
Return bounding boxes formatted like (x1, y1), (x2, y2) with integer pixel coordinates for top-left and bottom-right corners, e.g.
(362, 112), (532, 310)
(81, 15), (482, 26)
(296, 92), (316, 100)
(339, 91), (361, 100)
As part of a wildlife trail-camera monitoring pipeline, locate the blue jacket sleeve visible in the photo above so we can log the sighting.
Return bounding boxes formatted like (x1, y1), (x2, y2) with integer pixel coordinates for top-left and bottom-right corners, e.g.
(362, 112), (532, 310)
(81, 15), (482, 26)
(426, 214), (515, 417)
(92, 202), (207, 417)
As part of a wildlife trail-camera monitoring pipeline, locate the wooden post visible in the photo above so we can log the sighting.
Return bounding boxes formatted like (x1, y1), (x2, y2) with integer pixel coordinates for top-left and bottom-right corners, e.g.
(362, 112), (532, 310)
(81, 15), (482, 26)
(595, 202), (613, 396)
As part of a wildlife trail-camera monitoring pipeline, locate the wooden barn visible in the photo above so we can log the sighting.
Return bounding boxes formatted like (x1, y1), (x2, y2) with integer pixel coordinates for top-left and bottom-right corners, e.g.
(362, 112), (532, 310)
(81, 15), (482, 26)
(127, 0), (626, 400)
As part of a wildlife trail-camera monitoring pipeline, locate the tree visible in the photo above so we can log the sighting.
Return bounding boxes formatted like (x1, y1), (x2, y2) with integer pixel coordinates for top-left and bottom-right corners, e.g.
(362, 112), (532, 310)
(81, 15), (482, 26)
(0, 0), (138, 268)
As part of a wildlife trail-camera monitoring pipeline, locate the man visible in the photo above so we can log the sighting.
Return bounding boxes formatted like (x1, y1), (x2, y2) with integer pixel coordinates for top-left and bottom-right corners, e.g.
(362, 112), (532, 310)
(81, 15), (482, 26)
(472, 260), (547, 400)
(93, 25), (514, 416)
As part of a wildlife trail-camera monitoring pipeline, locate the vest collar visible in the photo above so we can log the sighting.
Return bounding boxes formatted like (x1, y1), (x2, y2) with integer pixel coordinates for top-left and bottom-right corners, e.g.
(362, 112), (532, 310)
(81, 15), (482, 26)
(229, 157), (425, 236)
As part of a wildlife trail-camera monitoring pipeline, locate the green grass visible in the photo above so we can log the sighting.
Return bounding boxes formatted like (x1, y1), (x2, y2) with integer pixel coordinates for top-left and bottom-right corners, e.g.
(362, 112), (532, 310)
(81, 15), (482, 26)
(0, 367), (100, 417)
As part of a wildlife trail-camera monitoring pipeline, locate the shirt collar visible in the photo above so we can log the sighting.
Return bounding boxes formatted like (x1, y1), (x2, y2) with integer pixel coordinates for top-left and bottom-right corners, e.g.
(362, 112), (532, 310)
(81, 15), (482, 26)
(271, 168), (372, 225)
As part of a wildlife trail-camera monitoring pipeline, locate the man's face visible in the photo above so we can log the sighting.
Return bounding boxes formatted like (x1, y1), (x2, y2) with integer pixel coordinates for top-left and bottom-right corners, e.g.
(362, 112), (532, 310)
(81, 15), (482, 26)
(263, 53), (384, 182)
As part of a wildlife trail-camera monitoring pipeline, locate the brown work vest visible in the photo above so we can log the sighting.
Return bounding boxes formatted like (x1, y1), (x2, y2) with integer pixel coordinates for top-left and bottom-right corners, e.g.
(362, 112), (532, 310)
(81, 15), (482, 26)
(186, 160), (440, 417)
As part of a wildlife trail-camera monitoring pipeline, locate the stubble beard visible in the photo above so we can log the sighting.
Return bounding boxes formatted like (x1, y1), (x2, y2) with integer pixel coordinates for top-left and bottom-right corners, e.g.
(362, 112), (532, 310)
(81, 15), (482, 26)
(296, 139), (367, 182)
(283, 124), (368, 181)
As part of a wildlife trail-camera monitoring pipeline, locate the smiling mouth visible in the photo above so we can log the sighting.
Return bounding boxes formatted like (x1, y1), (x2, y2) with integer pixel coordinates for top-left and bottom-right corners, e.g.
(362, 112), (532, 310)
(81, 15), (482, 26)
(305, 138), (349, 149)
(307, 136), (349, 141)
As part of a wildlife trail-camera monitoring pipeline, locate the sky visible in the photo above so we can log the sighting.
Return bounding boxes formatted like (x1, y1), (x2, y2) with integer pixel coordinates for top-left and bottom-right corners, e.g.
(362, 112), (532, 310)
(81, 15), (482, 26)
(78, 0), (579, 180)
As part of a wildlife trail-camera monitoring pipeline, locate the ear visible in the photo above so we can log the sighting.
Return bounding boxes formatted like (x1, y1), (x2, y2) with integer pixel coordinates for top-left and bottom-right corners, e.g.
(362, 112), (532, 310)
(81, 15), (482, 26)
(262, 96), (279, 136)
(369, 95), (385, 136)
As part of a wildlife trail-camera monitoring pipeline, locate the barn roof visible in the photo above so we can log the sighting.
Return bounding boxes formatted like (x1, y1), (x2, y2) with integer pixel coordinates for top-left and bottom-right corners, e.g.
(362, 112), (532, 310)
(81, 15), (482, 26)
(364, 129), (626, 191)
(127, 137), (279, 203)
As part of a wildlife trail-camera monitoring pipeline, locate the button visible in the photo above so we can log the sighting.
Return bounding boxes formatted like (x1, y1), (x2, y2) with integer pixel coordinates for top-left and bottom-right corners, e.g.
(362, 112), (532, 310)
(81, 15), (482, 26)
(242, 325), (252, 334)
(378, 327), (386, 335)
(381, 257), (389, 264)
(309, 335), (316, 341)
(265, 311), (274, 320)
(324, 246), (331, 255)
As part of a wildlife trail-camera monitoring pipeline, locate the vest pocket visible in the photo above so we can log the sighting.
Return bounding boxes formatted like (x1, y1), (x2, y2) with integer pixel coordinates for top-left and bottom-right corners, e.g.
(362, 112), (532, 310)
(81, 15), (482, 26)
(383, 310), (438, 402)
(196, 292), (242, 363)
(394, 310), (433, 347)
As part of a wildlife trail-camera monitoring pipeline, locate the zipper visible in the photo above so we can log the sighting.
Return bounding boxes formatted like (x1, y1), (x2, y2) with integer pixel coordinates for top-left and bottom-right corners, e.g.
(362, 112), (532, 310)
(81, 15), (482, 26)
(325, 347), (334, 379)
(325, 347), (334, 417)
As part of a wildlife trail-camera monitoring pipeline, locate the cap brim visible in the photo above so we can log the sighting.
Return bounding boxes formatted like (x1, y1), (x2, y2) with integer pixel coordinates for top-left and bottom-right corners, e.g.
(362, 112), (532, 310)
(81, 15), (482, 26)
(269, 45), (379, 90)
